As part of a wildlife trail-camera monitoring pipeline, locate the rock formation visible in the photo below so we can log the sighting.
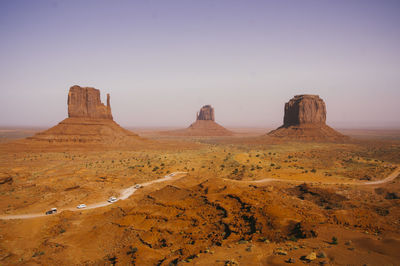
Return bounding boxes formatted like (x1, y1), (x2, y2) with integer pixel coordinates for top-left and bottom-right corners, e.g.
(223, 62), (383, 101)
(163, 105), (233, 136)
(28, 85), (144, 145)
(283, 95), (326, 126)
(268, 94), (347, 141)
(68, 85), (113, 120)
(196, 105), (215, 121)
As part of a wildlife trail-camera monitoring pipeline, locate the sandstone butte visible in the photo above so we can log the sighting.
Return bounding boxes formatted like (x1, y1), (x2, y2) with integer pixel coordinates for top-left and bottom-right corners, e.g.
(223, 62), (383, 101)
(268, 94), (347, 141)
(28, 85), (143, 145)
(164, 105), (233, 136)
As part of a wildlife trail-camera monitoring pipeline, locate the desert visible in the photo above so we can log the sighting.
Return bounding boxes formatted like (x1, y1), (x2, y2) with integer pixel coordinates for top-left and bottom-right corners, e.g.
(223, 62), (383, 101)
(1, 1), (399, 265)
(1, 87), (400, 265)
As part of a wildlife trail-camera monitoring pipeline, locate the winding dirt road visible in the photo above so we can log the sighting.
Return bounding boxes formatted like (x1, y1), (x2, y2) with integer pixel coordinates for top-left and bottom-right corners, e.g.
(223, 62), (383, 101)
(224, 166), (400, 186)
(363, 167), (400, 185)
(0, 172), (187, 220)
(1, 166), (398, 221)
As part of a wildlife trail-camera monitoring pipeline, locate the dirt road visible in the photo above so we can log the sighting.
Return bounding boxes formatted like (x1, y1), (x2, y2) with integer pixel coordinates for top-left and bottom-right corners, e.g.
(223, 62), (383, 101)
(0, 172), (187, 220)
(225, 166), (400, 186)
(1, 166), (398, 221)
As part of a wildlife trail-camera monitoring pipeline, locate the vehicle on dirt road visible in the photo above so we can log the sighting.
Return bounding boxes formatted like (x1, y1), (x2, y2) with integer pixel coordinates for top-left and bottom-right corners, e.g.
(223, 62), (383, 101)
(107, 196), (118, 203)
(45, 208), (57, 215)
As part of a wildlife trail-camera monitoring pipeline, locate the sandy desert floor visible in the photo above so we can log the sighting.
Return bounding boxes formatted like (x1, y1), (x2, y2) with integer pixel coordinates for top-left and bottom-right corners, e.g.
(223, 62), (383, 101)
(0, 128), (399, 265)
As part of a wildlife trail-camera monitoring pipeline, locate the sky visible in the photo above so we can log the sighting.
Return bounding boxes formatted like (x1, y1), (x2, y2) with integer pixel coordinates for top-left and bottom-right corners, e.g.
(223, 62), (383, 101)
(0, 0), (399, 129)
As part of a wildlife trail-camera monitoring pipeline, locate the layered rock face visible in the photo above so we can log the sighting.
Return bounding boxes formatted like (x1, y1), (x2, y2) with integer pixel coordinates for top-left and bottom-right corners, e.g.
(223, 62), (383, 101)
(68, 85), (113, 120)
(283, 95), (326, 127)
(268, 94), (347, 141)
(28, 85), (143, 145)
(163, 105), (233, 136)
(197, 105), (215, 121)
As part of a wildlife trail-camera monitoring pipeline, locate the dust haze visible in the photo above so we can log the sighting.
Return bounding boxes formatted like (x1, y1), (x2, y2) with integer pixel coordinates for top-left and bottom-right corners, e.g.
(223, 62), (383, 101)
(1, 1), (400, 265)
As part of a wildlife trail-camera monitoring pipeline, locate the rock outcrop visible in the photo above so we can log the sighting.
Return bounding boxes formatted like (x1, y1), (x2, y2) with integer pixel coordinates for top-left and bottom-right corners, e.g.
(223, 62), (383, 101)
(68, 85), (113, 120)
(28, 85), (144, 145)
(163, 105), (233, 136)
(196, 105), (215, 121)
(283, 95), (326, 126)
(268, 94), (347, 141)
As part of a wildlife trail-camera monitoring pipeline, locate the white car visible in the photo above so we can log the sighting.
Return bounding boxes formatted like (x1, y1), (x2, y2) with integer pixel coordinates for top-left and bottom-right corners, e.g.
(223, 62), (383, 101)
(77, 204), (87, 209)
(108, 196), (118, 203)
(134, 184), (143, 189)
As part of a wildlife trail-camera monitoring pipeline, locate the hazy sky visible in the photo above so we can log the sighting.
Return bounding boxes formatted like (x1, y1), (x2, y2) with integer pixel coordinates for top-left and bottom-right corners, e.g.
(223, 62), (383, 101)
(1, 0), (399, 128)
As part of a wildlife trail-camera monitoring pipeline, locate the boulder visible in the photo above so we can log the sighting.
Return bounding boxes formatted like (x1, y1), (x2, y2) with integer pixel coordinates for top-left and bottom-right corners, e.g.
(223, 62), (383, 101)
(304, 252), (317, 261)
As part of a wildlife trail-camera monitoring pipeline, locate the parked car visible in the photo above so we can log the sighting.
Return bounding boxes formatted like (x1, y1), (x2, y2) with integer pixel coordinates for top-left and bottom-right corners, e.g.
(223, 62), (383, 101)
(107, 196), (118, 203)
(77, 204), (87, 209)
(45, 208), (57, 215)
(134, 184), (143, 189)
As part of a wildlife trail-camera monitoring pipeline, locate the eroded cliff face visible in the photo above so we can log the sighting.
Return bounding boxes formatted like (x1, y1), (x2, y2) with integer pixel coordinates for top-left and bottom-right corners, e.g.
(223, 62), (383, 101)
(197, 105), (215, 121)
(283, 95), (326, 127)
(268, 94), (347, 141)
(67, 85), (113, 120)
(28, 85), (144, 145)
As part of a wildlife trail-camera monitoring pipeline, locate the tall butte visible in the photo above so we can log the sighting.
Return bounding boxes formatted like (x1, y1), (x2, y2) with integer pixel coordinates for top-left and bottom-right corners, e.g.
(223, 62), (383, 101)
(29, 85), (143, 144)
(268, 94), (347, 141)
(165, 105), (233, 136)
(67, 85), (113, 120)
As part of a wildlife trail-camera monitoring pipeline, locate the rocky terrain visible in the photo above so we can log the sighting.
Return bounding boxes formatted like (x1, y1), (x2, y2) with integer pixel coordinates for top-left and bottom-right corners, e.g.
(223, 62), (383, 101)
(0, 129), (399, 265)
(163, 105), (233, 136)
(268, 95), (347, 141)
(27, 86), (144, 145)
(0, 94), (399, 265)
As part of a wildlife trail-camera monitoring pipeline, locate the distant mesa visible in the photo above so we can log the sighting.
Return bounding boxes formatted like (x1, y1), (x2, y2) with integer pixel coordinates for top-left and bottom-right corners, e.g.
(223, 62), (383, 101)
(29, 85), (143, 145)
(163, 105), (233, 136)
(268, 94), (347, 141)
